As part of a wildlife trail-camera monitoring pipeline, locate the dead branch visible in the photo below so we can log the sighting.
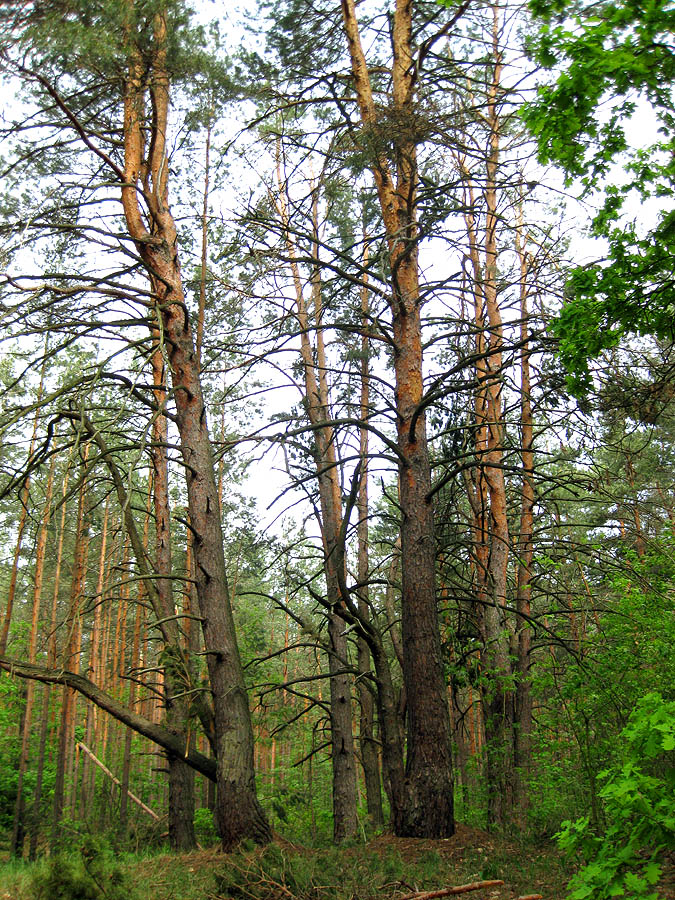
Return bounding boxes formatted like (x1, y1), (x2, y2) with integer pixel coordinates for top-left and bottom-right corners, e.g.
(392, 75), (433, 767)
(398, 881), (504, 900)
(76, 741), (160, 820)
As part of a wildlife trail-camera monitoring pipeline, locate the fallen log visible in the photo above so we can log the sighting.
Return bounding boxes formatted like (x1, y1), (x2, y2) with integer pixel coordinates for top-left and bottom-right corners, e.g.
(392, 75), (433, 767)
(76, 741), (160, 820)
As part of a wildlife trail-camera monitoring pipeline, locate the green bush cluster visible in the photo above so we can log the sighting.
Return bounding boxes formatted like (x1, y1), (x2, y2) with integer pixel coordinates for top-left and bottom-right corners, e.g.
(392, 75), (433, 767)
(30, 836), (139, 900)
(557, 693), (675, 900)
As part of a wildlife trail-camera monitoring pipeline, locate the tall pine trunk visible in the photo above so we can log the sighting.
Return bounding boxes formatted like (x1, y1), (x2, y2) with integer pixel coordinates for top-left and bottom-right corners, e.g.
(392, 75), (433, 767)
(339, 0), (464, 837)
(150, 335), (196, 850)
(119, 8), (269, 847)
(513, 209), (534, 824)
(356, 244), (384, 828)
(10, 454), (55, 857)
(475, 6), (515, 828)
(29, 454), (71, 859)
(456, 5), (516, 827)
(274, 161), (358, 841)
(52, 450), (90, 850)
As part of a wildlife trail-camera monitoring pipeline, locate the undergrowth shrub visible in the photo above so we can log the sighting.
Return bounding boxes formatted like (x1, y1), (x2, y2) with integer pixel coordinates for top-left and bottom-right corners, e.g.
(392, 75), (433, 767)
(194, 807), (219, 847)
(31, 835), (139, 900)
(557, 693), (675, 900)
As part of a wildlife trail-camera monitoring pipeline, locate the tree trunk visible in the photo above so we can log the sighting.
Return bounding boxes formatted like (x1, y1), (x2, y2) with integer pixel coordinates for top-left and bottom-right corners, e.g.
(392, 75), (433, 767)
(120, 500), (146, 840)
(80, 495), (110, 819)
(10, 454), (55, 857)
(119, 10), (269, 847)
(339, 0), (461, 837)
(0, 351), (47, 655)
(457, 5), (515, 828)
(274, 158), (358, 841)
(151, 335), (197, 851)
(29, 455), (71, 859)
(52, 452), (90, 850)
(480, 6), (515, 829)
(356, 254), (384, 827)
(513, 210), (534, 825)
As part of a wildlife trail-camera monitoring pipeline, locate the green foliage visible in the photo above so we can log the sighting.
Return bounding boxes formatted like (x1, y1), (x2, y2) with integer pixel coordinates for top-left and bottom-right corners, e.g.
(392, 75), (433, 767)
(193, 807), (218, 847)
(523, 0), (675, 180)
(557, 693), (675, 900)
(31, 836), (139, 900)
(3, 0), (213, 87)
(552, 212), (675, 395)
(521, 0), (675, 395)
(525, 530), (675, 838)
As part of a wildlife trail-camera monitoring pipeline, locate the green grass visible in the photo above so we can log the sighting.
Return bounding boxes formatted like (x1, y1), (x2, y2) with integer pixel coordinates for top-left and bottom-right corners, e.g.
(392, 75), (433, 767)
(0, 832), (566, 900)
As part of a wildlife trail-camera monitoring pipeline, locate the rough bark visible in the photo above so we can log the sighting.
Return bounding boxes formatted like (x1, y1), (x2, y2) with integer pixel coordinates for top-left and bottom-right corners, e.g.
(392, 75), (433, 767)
(119, 10), (269, 847)
(339, 0), (464, 837)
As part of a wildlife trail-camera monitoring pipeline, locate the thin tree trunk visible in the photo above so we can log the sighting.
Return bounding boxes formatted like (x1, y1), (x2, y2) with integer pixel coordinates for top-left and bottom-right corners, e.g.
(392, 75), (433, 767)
(81, 496), (111, 819)
(52, 451), (90, 850)
(274, 158), (358, 842)
(10, 454), (56, 857)
(479, 6), (515, 829)
(457, 6), (515, 828)
(513, 209), (534, 825)
(77, 742), (160, 820)
(0, 350), (47, 655)
(29, 455), (71, 859)
(196, 104), (212, 371)
(119, 484), (150, 840)
(356, 240), (383, 828)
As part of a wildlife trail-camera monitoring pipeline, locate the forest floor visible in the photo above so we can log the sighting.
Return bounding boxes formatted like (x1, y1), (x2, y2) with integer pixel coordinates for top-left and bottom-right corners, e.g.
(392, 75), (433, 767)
(0, 823), (573, 900)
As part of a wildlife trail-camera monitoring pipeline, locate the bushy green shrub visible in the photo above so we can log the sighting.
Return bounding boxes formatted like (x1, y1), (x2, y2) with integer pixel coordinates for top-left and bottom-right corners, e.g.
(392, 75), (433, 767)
(557, 693), (675, 900)
(194, 807), (219, 847)
(31, 836), (139, 900)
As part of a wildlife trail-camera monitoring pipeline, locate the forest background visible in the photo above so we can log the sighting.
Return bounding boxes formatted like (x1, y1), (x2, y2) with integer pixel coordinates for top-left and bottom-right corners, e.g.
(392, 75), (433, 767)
(0, 0), (673, 898)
